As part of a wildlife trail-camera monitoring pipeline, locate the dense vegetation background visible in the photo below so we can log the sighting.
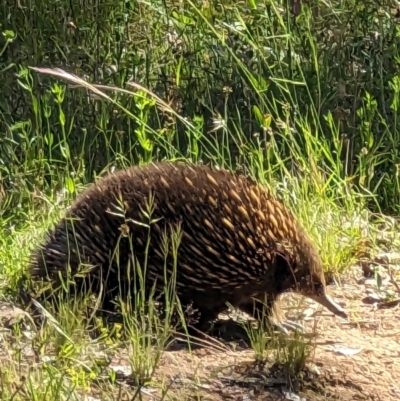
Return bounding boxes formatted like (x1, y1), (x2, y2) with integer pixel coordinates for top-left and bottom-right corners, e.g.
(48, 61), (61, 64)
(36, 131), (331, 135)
(2, 0), (400, 219)
(0, 0), (399, 399)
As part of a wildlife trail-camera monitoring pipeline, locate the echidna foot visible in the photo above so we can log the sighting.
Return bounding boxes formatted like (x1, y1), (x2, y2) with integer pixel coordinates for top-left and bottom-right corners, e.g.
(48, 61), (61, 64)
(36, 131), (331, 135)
(271, 319), (304, 334)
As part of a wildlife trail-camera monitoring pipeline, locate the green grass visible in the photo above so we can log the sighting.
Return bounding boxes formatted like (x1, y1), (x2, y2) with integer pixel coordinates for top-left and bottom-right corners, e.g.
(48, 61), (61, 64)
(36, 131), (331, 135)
(1, 0), (400, 399)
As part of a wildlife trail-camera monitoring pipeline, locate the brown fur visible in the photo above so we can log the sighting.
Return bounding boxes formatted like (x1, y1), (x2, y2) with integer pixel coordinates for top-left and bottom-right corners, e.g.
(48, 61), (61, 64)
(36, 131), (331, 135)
(28, 161), (338, 331)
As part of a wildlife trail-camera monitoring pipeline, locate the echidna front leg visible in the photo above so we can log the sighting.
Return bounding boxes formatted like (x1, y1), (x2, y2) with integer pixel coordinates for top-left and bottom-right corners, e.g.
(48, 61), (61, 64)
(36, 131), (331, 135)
(240, 300), (303, 334)
(187, 304), (224, 335)
(239, 299), (279, 330)
(268, 301), (304, 333)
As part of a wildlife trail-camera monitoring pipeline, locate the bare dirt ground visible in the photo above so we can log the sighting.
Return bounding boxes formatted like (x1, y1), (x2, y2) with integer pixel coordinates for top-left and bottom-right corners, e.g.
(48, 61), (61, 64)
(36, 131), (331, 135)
(104, 263), (400, 401)
(1, 263), (399, 400)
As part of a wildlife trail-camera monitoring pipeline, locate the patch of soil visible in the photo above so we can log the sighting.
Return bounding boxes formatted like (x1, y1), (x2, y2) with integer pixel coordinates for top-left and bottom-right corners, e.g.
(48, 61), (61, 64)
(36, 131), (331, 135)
(1, 265), (399, 400)
(107, 266), (400, 400)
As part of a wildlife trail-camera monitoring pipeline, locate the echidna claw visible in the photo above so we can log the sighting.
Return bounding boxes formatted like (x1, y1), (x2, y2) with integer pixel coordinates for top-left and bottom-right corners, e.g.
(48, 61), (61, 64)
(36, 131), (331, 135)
(271, 320), (304, 334)
(271, 322), (289, 335)
(283, 320), (305, 333)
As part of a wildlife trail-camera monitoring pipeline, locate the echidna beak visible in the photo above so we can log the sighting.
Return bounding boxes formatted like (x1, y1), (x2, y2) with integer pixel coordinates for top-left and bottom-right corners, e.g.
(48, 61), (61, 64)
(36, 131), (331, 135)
(309, 293), (348, 319)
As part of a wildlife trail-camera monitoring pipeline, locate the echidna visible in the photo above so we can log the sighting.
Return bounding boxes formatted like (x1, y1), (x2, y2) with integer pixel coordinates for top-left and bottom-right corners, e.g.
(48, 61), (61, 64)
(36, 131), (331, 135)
(28, 161), (347, 332)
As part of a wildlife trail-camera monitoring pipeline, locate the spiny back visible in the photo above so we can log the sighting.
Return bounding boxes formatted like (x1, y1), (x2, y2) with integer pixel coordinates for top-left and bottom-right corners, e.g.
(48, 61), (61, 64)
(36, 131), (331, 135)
(29, 161), (325, 292)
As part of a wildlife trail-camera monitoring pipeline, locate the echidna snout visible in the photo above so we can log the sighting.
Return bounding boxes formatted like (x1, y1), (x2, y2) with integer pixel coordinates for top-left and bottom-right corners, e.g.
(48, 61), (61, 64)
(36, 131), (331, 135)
(281, 253), (347, 319)
(306, 288), (347, 318)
